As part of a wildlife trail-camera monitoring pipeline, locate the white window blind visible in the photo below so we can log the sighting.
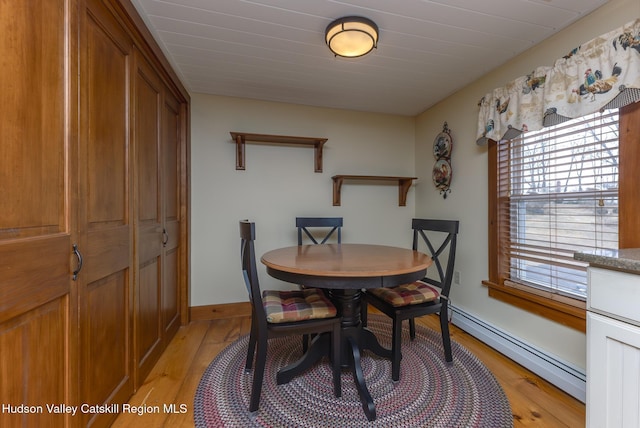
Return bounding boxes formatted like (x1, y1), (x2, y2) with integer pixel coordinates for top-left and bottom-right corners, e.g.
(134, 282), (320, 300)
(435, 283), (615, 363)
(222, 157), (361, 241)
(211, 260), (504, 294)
(498, 111), (619, 300)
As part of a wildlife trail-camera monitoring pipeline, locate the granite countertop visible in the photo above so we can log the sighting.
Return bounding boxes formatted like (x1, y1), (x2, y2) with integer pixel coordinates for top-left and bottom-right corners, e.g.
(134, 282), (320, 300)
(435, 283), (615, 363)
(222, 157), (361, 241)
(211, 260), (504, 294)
(574, 248), (640, 274)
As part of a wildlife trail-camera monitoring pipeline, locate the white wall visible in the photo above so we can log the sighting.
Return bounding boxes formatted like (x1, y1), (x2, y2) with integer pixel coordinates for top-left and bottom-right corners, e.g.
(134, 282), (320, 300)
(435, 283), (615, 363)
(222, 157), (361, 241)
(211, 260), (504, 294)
(414, 0), (639, 369)
(191, 94), (416, 305)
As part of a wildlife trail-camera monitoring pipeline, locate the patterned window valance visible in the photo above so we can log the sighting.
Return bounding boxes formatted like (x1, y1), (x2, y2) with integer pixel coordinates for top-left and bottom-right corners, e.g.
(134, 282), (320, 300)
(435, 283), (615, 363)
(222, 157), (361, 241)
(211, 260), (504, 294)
(476, 18), (640, 145)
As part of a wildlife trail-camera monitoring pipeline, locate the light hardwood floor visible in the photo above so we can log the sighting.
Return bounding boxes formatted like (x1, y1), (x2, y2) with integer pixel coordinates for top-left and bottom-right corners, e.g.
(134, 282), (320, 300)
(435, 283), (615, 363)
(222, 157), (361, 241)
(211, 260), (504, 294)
(112, 310), (585, 427)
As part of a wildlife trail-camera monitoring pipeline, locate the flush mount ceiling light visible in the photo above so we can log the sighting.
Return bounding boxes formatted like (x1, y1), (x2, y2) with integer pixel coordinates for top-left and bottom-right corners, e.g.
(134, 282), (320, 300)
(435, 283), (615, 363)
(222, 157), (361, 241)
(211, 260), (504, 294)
(325, 16), (378, 58)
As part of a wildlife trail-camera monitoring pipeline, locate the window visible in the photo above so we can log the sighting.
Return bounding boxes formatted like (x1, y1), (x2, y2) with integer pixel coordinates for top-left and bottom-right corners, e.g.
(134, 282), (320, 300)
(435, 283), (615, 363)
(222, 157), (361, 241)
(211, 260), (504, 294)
(485, 103), (640, 332)
(504, 111), (619, 299)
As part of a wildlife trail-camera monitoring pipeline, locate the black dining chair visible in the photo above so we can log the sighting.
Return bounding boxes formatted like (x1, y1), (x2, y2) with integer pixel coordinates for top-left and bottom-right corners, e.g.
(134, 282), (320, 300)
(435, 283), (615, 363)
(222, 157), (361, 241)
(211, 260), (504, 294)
(296, 217), (343, 351)
(296, 217), (343, 245)
(239, 220), (342, 412)
(362, 218), (459, 381)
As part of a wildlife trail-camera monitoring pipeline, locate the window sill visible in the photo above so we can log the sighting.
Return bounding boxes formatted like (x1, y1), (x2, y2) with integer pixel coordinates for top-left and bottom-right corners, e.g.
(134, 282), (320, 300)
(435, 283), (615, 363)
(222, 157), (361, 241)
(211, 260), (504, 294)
(483, 280), (586, 332)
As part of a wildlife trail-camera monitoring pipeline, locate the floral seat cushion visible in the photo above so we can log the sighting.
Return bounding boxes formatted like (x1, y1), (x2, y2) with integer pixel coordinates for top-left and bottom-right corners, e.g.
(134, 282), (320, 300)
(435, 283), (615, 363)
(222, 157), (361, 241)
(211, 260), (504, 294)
(263, 288), (337, 323)
(369, 281), (440, 307)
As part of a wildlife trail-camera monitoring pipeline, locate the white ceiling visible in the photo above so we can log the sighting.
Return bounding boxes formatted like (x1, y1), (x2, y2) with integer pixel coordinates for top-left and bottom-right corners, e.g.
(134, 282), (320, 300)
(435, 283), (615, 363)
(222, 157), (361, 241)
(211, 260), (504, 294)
(130, 0), (608, 116)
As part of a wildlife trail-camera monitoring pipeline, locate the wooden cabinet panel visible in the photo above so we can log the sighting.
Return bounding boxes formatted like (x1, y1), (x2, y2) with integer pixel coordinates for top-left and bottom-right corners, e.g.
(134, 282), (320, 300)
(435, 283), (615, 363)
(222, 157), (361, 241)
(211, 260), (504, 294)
(163, 247), (180, 337)
(0, 236), (71, 324)
(79, 3), (134, 426)
(134, 49), (163, 384)
(0, 0), (66, 238)
(85, 227), (131, 284)
(0, 2), (74, 427)
(161, 89), (182, 338)
(0, 298), (68, 428)
(86, 273), (129, 404)
(84, 13), (130, 226)
(136, 56), (161, 223)
(163, 93), (181, 222)
(137, 261), (161, 367)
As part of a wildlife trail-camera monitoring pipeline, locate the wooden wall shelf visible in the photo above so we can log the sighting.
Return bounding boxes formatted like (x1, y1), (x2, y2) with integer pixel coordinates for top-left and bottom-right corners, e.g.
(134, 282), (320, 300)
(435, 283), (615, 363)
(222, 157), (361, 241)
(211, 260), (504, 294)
(230, 132), (327, 172)
(331, 175), (418, 206)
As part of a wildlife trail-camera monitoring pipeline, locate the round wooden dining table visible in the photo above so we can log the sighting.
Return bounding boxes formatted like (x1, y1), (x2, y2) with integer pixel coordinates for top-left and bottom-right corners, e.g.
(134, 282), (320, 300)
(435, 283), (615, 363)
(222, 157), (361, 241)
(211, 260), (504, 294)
(261, 243), (431, 421)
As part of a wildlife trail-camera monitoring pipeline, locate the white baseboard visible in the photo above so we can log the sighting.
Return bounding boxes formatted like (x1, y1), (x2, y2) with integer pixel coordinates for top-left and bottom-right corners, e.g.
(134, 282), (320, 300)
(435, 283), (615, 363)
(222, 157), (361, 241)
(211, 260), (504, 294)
(450, 305), (586, 403)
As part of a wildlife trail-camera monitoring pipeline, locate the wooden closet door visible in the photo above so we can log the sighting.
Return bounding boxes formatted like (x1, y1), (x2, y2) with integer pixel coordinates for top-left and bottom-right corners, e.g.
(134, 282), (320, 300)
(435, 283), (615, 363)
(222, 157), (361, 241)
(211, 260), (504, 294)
(133, 49), (163, 384)
(161, 89), (183, 341)
(0, 1), (76, 427)
(78, 2), (134, 426)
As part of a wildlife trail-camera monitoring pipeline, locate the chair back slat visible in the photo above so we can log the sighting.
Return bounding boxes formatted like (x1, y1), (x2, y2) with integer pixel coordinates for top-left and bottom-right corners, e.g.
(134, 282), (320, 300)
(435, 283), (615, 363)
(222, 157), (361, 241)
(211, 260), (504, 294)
(296, 217), (343, 245)
(240, 220), (266, 321)
(411, 218), (459, 297)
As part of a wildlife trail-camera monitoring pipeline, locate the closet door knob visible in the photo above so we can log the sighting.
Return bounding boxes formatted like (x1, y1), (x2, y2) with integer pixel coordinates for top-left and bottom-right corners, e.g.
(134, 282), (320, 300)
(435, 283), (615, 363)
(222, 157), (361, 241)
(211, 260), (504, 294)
(72, 244), (83, 281)
(162, 229), (169, 247)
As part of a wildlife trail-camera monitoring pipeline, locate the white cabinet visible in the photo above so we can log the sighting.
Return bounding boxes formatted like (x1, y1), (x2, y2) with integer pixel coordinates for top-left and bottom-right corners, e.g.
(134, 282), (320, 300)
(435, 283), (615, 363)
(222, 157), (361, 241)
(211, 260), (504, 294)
(587, 312), (640, 427)
(587, 267), (640, 428)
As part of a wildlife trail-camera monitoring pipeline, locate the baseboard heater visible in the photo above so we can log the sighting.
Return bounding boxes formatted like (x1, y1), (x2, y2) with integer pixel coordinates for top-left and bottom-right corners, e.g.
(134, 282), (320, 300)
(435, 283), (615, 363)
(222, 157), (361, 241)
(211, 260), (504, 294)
(450, 305), (586, 403)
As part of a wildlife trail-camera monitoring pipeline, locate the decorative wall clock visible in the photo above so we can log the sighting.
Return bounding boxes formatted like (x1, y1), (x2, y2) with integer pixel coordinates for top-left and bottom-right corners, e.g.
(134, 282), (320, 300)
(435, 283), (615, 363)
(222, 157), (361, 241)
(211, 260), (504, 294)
(432, 122), (452, 198)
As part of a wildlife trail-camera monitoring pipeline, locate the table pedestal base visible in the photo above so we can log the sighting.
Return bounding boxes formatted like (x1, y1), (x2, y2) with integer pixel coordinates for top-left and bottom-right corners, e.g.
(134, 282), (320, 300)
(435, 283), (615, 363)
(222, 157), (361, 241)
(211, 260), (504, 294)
(277, 289), (389, 421)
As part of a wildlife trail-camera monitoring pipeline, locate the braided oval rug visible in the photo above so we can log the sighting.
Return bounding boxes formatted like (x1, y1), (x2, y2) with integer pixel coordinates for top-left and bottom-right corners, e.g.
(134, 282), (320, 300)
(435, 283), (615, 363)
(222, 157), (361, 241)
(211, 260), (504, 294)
(194, 315), (513, 427)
